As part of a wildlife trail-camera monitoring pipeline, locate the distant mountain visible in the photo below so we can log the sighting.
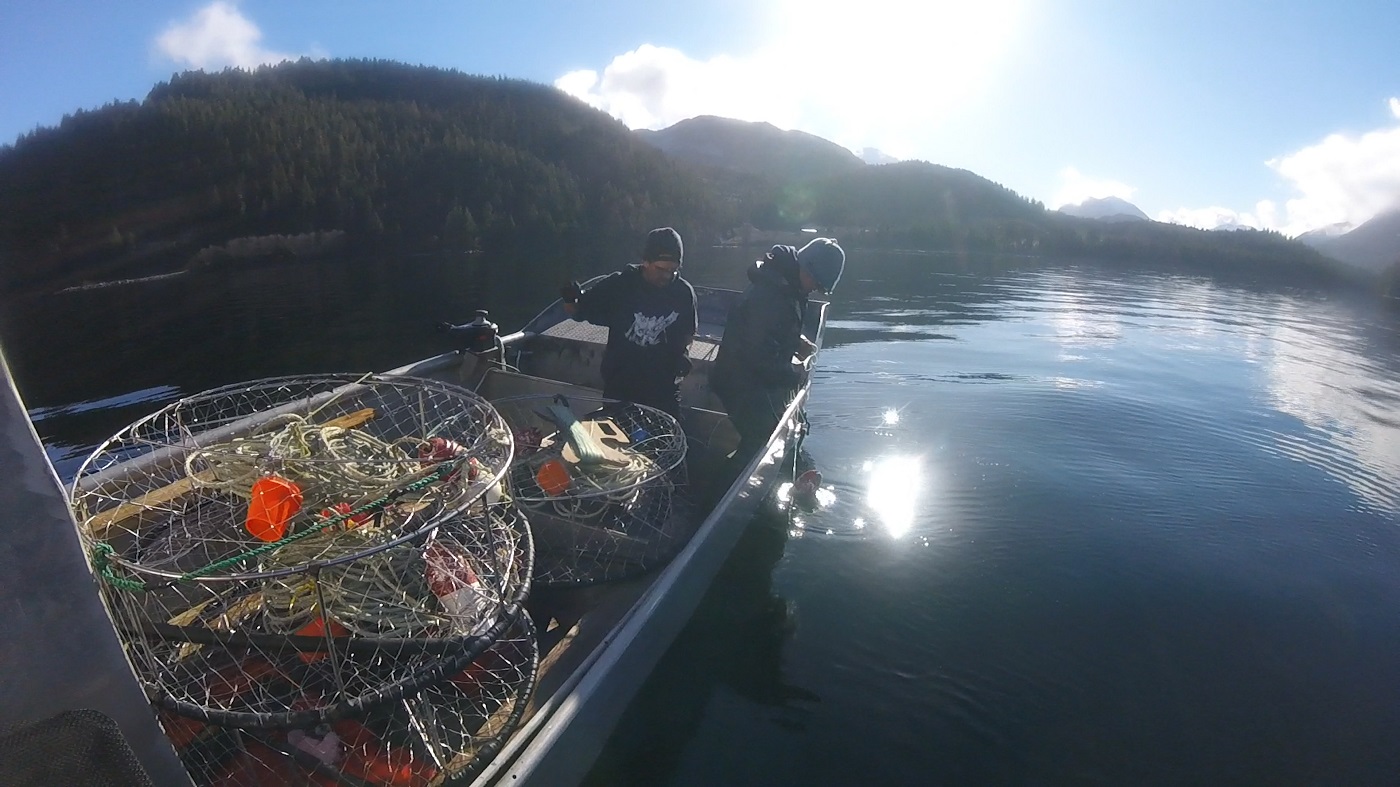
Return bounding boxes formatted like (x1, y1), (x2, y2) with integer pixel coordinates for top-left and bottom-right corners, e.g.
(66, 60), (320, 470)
(1210, 217), (1251, 232)
(635, 118), (1333, 282)
(1309, 209), (1400, 273)
(1296, 221), (1353, 248)
(859, 147), (899, 165)
(635, 116), (865, 182)
(1057, 196), (1149, 222)
(805, 159), (1045, 229)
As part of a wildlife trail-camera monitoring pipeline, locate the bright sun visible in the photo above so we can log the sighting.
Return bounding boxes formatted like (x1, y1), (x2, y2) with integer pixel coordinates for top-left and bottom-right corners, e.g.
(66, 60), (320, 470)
(765, 0), (1025, 149)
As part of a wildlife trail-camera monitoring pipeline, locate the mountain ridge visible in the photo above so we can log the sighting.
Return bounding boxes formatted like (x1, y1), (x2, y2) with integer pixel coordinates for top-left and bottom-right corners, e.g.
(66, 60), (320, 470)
(1307, 208), (1400, 273)
(635, 115), (864, 183)
(1057, 196), (1149, 222)
(0, 59), (1369, 295)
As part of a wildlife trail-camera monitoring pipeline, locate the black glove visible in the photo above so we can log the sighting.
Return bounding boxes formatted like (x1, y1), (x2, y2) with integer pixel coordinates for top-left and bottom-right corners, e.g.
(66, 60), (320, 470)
(560, 281), (582, 304)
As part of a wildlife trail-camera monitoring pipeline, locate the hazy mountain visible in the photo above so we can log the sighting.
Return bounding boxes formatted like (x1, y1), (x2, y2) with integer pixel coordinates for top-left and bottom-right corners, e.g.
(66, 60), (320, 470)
(805, 159), (1044, 228)
(859, 147), (899, 165)
(1210, 217), (1251, 232)
(1296, 221), (1354, 248)
(1057, 196), (1149, 222)
(1309, 209), (1400, 273)
(635, 116), (865, 182)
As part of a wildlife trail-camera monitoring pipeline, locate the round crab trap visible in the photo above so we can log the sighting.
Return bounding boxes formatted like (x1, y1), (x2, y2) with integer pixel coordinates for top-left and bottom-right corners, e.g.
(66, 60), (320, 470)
(68, 374), (535, 728)
(162, 615), (540, 786)
(492, 394), (691, 586)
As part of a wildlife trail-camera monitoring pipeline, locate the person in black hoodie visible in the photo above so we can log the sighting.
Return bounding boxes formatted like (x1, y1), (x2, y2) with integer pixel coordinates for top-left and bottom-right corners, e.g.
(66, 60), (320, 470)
(561, 227), (697, 417)
(711, 237), (845, 460)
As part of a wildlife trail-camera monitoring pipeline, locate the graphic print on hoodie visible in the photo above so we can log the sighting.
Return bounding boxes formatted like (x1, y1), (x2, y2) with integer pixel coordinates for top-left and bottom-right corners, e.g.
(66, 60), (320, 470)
(571, 264), (697, 394)
(626, 311), (680, 347)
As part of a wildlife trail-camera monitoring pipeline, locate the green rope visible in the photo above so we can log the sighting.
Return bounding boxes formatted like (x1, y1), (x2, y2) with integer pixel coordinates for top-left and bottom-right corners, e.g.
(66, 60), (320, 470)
(95, 461), (460, 592)
(92, 542), (146, 593)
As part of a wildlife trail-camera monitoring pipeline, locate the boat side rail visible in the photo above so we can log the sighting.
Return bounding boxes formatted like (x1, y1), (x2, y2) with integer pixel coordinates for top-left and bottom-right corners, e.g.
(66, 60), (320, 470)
(472, 348), (817, 786)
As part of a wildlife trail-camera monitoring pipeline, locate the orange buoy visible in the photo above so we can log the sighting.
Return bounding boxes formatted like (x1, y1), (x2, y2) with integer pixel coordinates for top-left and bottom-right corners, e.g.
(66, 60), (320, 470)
(535, 459), (571, 496)
(246, 475), (303, 541)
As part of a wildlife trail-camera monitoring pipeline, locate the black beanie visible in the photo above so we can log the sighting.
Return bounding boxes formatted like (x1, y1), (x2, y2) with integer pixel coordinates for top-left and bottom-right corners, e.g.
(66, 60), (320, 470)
(642, 227), (684, 265)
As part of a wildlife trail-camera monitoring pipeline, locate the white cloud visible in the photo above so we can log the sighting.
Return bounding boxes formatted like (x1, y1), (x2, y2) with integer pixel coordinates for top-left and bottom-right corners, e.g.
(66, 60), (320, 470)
(556, 45), (775, 131)
(555, 0), (1025, 157)
(1155, 206), (1264, 231)
(155, 2), (294, 70)
(1049, 167), (1136, 209)
(1162, 98), (1400, 236)
(1262, 100), (1400, 235)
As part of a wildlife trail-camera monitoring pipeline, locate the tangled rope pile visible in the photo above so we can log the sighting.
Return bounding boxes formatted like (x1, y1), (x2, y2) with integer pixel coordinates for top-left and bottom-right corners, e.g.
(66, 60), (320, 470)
(260, 529), (454, 638)
(518, 450), (666, 524)
(184, 412), (430, 512)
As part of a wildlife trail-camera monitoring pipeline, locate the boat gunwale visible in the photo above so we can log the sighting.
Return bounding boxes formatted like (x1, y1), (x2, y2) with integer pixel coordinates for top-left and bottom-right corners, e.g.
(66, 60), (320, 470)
(468, 293), (829, 785)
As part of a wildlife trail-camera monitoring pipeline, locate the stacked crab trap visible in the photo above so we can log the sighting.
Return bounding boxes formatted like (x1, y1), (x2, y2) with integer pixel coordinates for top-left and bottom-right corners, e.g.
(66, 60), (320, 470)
(69, 374), (537, 786)
(493, 395), (691, 586)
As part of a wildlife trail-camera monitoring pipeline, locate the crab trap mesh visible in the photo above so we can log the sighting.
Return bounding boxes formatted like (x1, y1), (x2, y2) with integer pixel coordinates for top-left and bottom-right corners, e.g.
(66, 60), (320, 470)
(492, 395), (692, 586)
(161, 615), (539, 786)
(67, 374), (536, 729)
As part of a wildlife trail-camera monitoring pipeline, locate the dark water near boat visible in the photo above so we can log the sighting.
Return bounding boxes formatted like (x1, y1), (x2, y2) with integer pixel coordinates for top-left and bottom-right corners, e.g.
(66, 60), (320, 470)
(6, 249), (1400, 786)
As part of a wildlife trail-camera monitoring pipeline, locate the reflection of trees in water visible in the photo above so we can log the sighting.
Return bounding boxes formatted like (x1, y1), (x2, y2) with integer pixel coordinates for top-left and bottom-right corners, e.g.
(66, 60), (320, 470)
(584, 509), (818, 786)
(0, 249), (577, 410)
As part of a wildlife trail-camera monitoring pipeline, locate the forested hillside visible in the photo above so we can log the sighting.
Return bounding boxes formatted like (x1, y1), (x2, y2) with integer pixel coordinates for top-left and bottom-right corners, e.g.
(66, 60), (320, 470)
(640, 121), (1344, 283)
(0, 58), (1359, 294)
(0, 59), (729, 292)
(636, 116), (864, 182)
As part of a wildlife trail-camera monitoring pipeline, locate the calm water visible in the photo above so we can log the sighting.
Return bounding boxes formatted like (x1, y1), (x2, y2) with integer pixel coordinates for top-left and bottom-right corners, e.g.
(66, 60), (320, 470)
(7, 250), (1400, 785)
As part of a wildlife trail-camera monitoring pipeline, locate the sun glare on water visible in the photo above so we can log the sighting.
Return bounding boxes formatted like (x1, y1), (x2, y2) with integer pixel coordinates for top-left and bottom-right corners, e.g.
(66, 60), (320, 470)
(864, 454), (924, 538)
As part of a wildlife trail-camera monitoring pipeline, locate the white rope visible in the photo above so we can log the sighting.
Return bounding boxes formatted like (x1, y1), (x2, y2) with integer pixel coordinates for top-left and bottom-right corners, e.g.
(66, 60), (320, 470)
(183, 413), (427, 512)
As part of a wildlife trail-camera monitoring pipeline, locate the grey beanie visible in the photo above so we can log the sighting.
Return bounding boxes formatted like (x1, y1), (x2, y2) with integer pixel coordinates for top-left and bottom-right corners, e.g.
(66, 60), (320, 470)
(642, 227), (684, 265)
(797, 237), (845, 294)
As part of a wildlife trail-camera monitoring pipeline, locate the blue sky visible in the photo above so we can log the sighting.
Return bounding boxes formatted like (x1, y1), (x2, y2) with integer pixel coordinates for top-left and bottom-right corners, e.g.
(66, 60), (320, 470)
(2, 0), (1398, 236)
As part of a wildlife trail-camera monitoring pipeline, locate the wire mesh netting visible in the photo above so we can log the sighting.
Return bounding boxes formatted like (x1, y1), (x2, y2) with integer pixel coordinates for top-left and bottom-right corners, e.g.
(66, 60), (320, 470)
(161, 615), (539, 786)
(67, 374), (536, 730)
(492, 394), (692, 586)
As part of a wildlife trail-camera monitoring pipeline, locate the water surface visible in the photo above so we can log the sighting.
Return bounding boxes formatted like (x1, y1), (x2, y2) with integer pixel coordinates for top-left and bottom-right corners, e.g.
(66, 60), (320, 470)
(597, 257), (1400, 786)
(7, 251), (1400, 786)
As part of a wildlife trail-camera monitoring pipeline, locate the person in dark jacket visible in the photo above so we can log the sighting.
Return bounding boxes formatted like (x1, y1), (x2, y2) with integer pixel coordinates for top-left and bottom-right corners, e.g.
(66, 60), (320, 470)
(561, 227), (697, 417)
(711, 237), (845, 460)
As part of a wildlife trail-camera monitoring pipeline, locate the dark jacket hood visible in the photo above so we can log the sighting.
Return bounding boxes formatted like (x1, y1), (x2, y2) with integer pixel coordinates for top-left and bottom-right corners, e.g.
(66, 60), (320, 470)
(747, 245), (802, 292)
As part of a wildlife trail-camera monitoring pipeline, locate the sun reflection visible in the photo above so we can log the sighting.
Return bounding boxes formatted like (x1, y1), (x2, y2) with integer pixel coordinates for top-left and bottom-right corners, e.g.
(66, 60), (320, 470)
(775, 477), (837, 513)
(865, 454), (923, 538)
(882, 408), (900, 426)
